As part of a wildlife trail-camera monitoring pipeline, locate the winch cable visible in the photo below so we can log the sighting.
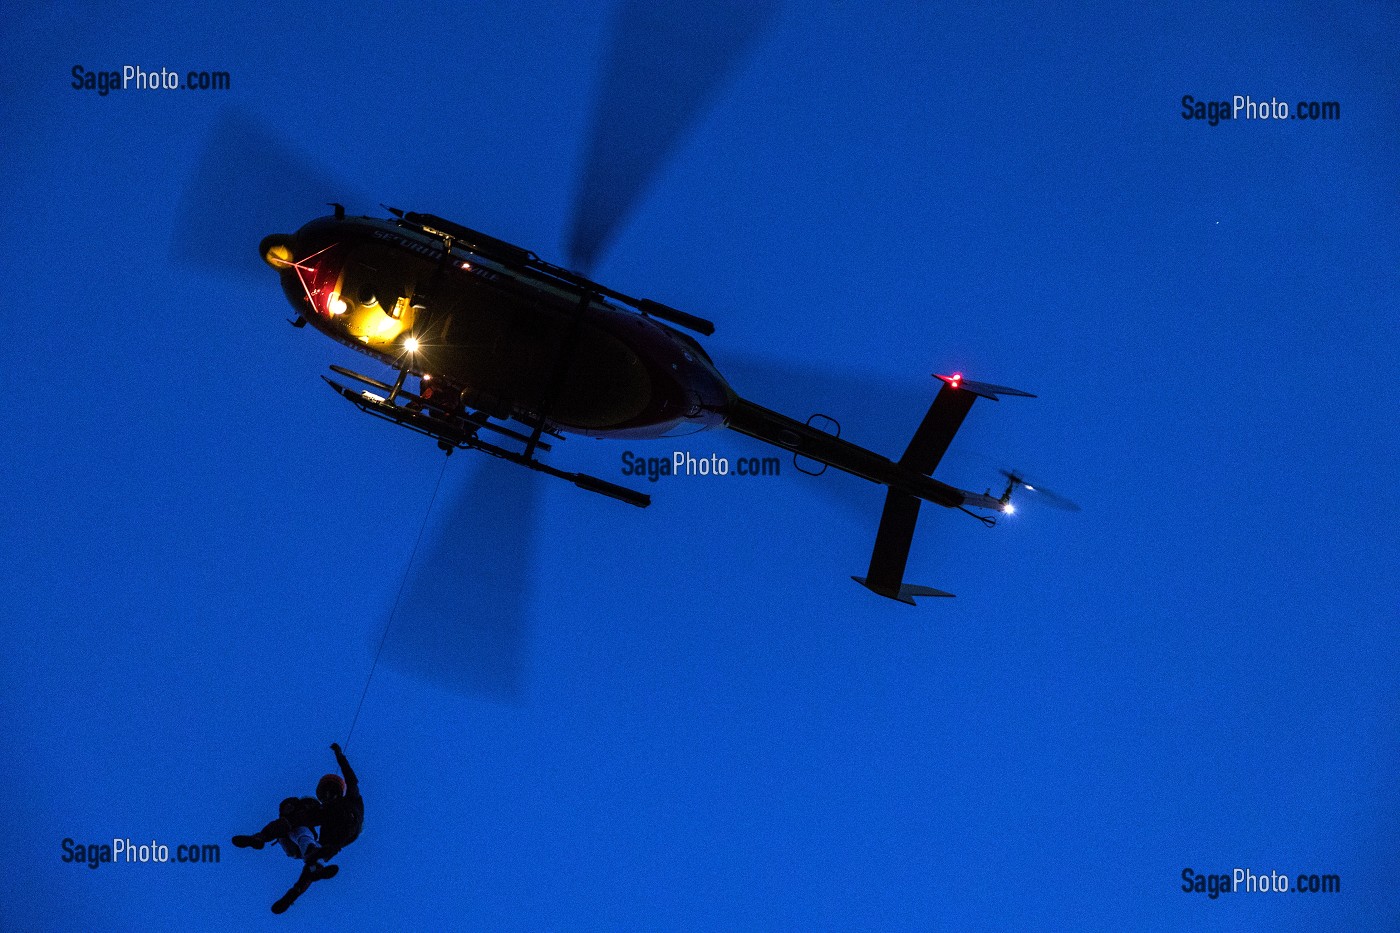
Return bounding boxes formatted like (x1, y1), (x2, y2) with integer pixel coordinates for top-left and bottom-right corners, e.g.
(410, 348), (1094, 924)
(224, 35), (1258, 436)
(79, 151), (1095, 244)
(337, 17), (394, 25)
(345, 455), (450, 750)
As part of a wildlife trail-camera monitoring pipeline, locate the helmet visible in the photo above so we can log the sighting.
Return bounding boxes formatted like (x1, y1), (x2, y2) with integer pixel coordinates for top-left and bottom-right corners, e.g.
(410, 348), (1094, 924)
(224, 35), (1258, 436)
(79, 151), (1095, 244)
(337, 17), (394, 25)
(317, 774), (346, 802)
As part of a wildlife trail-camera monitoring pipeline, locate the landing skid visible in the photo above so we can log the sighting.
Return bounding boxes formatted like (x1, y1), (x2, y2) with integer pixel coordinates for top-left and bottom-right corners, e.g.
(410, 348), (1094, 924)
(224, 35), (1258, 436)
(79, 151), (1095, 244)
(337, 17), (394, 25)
(323, 367), (650, 508)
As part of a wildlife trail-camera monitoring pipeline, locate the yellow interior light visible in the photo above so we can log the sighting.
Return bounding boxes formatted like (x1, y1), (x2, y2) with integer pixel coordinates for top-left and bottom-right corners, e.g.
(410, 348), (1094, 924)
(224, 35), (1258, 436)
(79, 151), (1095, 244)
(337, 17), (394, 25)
(263, 242), (294, 268)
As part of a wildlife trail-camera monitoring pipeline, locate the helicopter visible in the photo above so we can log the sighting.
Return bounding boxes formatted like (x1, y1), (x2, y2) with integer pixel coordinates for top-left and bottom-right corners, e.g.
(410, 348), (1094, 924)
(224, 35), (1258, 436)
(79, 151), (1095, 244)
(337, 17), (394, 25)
(258, 204), (1048, 604)
(177, 0), (1078, 658)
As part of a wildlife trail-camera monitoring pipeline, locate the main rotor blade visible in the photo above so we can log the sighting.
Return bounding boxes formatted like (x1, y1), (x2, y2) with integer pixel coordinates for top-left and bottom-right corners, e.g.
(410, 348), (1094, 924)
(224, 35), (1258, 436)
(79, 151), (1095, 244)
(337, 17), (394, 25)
(171, 108), (365, 279)
(382, 357), (911, 702)
(379, 457), (539, 703)
(567, 0), (780, 271)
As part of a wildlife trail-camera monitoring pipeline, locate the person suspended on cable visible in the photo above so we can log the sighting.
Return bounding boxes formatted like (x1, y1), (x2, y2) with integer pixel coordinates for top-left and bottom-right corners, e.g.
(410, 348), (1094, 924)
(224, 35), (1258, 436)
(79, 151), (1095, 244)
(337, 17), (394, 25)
(232, 743), (364, 913)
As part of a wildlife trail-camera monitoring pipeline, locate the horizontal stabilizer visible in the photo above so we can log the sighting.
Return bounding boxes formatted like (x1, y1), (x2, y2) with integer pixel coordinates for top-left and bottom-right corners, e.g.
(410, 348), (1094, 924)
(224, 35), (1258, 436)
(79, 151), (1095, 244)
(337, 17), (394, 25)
(900, 379), (976, 476)
(853, 490), (956, 604)
(853, 374), (1035, 602)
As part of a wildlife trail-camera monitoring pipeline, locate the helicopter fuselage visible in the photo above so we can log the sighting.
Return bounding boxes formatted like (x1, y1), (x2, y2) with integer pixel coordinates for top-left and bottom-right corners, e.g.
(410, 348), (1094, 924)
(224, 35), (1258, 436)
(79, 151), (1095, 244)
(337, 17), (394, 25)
(264, 214), (733, 439)
(260, 210), (1042, 602)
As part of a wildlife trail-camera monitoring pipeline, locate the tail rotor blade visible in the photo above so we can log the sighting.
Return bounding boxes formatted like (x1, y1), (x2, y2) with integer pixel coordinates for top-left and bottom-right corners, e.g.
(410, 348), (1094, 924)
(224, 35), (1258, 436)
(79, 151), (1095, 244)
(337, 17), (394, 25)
(1000, 468), (1081, 512)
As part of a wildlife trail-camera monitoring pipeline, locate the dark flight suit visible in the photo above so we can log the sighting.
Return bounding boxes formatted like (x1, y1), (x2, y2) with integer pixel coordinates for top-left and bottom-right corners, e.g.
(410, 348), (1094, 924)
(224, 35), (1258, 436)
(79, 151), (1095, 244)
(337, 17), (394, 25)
(315, 745), (364, 860)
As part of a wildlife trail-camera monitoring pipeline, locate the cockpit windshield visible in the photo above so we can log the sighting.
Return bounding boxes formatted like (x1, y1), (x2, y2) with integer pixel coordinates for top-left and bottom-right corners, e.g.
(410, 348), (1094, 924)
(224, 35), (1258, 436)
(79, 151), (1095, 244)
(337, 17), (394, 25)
(278, 236), (420, 349)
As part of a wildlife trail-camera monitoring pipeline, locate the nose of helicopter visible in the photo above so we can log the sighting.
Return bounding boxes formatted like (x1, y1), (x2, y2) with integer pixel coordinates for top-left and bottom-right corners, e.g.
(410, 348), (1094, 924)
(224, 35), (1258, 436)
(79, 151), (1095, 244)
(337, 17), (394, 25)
(261, 233), (317, 319)
(260, 234), (295, 269)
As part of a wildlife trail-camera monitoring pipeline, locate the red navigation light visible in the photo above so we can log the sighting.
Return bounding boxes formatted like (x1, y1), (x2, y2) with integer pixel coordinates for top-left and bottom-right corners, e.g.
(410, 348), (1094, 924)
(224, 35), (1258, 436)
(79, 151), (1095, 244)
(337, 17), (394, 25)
(950, 373), (962, 387)
(286, 242), (348, 318)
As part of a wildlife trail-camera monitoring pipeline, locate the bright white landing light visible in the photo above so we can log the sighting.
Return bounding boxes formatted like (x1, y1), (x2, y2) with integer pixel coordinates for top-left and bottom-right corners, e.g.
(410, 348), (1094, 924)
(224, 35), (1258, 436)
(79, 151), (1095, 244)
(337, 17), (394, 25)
(404, 337), (421, 353)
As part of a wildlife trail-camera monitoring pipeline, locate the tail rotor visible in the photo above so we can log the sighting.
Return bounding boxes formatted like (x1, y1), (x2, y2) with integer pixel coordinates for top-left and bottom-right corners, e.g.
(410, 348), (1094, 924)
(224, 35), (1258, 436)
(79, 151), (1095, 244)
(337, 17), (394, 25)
(997, 469), (1081, 513)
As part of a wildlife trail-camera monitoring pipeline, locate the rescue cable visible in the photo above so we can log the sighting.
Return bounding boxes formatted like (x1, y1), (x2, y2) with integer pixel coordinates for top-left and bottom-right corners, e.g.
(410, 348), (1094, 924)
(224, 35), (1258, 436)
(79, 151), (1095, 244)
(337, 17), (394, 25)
(345, 455), (450, 749)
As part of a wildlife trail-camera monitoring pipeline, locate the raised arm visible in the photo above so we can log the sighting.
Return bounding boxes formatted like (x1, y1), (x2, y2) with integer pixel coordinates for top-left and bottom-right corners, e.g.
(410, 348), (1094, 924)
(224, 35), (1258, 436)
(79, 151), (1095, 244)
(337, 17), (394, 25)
(329, 743), (359, 795)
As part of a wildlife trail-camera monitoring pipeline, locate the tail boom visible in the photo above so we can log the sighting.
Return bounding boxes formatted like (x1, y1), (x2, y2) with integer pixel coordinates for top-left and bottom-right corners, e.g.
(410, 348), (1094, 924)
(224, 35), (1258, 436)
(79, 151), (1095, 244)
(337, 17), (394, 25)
(723, 398), (967, 508)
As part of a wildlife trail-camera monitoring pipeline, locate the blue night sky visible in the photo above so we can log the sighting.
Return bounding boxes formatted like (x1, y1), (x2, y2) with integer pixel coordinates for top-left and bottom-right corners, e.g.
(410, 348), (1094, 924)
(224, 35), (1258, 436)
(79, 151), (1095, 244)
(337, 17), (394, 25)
(2, 2), (1398, 930)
